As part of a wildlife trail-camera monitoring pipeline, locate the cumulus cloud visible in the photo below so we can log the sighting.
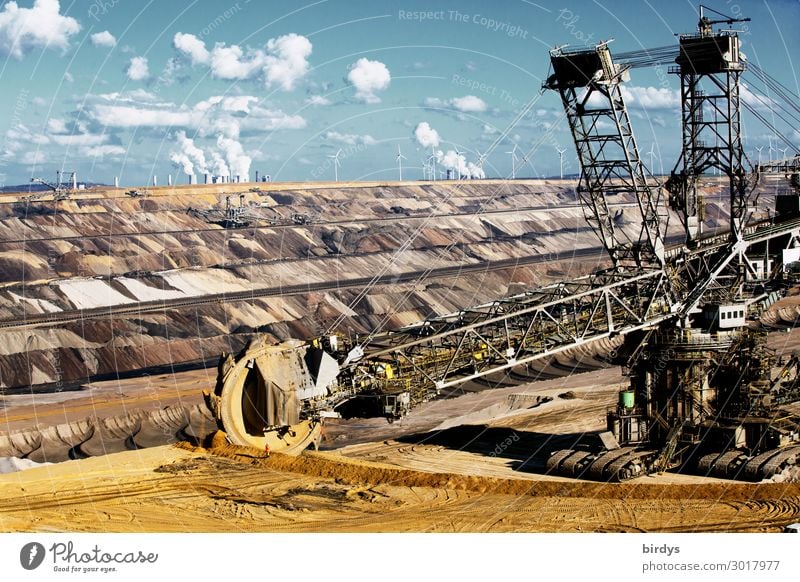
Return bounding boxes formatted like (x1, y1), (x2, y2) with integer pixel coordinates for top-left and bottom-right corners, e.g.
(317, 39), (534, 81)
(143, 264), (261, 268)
(413, 122), (441, 149)
(173, 31), (312, 90)
(126, 56), (149, 81)
(620, 86), (679, 109)
(346, 58), (391, 103)
(173, 32), (209, 65)
(208, 44), (262, 80)
(424, 95), (487, 113)
(90, 30), (116, 48)
(324, 131), (376, 146)
(0, 0), (80, 59)
(262, 33), (312, 90)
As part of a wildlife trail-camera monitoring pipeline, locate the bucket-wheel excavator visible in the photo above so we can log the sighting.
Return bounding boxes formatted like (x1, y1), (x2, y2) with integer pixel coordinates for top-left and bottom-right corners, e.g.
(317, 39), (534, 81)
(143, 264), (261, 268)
(205, 6), (800, 479)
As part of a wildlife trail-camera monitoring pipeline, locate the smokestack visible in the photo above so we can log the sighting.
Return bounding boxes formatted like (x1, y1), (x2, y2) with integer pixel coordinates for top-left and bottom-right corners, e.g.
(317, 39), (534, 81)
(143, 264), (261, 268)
(189, 174), (195, 185)
(255, 170), (259, 183)
(153, 175), (157, 187)
(235, 175), (240, 183)
(168, 174), (173, 186)
(204, 173), (210, 184)
(114, 176), (119, 188)
(72, 173), (77, 189)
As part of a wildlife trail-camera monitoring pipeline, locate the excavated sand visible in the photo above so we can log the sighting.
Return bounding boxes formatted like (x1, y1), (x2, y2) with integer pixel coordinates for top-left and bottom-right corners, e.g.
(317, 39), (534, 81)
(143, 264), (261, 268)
(1, 442), (798, 533)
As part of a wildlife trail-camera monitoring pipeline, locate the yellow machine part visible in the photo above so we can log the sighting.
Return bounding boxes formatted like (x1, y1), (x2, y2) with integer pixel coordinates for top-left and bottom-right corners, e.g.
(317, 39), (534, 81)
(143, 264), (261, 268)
(205, 338), (322, 456)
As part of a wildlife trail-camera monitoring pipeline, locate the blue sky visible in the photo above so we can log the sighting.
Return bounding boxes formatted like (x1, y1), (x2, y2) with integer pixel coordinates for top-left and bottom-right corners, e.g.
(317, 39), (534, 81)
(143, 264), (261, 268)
(0, 0), (797, 187)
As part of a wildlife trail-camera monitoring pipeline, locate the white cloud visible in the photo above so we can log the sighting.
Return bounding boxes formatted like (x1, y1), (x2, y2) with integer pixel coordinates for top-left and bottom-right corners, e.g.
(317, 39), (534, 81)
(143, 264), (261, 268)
(413, 122), (440, 148)
(173, 31), (312, 90)
(346, 58), (391, 103)
(91, 105), (194, 128)
(63, 71), (73, 83)
(620, 86), (679, 110)
(46, 118), (67, 134)
(209, 44), (262, 80)
(4, 121), (122, 161)
(324, 131), (376, 146)
(88, 91), (306, 135)
(51, 133), (107, 147)
(424, 95), (487, 113)
(450, 95), (487, 113)
(173, 32), (209, 65)
(0, 0), (80, 59)
(305, 95), (331, 106)
(263, 33), (312, 91)
(32, 96), (47, 106)
(91, 30), (116, 48)
(126, 56), (149, 81)
(90, 88), (160, 104)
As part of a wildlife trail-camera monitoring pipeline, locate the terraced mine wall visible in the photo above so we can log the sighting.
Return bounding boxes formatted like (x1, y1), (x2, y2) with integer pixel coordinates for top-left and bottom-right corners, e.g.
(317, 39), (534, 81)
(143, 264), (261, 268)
(0, 178), (785, 390)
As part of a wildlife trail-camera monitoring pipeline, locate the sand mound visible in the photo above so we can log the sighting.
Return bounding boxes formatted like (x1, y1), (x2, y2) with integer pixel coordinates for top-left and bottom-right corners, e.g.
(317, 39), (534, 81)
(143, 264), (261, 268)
(177, 441), (800, 503)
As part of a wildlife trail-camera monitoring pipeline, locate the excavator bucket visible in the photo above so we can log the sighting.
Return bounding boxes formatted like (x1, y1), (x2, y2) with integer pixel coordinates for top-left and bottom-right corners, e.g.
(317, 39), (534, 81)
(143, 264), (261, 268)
(204, 337), (329, 455)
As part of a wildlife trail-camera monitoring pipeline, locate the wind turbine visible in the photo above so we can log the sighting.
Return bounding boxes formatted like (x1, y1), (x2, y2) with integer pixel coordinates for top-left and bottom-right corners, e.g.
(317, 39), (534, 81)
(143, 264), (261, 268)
(780, 146), (789, 161)
(755, 145), (764, 166)
(429, 145), (437, 181)
(646, 143), (657, 176)
(768, 136), (775, 161)
(396, 145), (407, 181)
(556, 146), (567, 179)
(506, 145), (518, 179)
(328, 149), (342, 182)
(476, 149), (488, 176)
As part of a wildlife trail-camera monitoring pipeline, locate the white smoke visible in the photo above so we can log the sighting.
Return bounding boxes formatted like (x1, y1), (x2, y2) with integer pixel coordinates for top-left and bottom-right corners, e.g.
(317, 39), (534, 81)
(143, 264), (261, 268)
(467, 162), (485, 179)
(217, 135), (251, 180)
(169, 131), (252, 181)
(414, 122), (440, 148)
(210, 150), (229, 178)
(169, 130), (208, 176)
(435, 149), (484, 179)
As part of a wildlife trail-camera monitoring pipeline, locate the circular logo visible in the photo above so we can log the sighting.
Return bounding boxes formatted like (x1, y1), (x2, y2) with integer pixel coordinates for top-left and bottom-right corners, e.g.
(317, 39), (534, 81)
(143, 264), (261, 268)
(19, 542), (46, 570)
